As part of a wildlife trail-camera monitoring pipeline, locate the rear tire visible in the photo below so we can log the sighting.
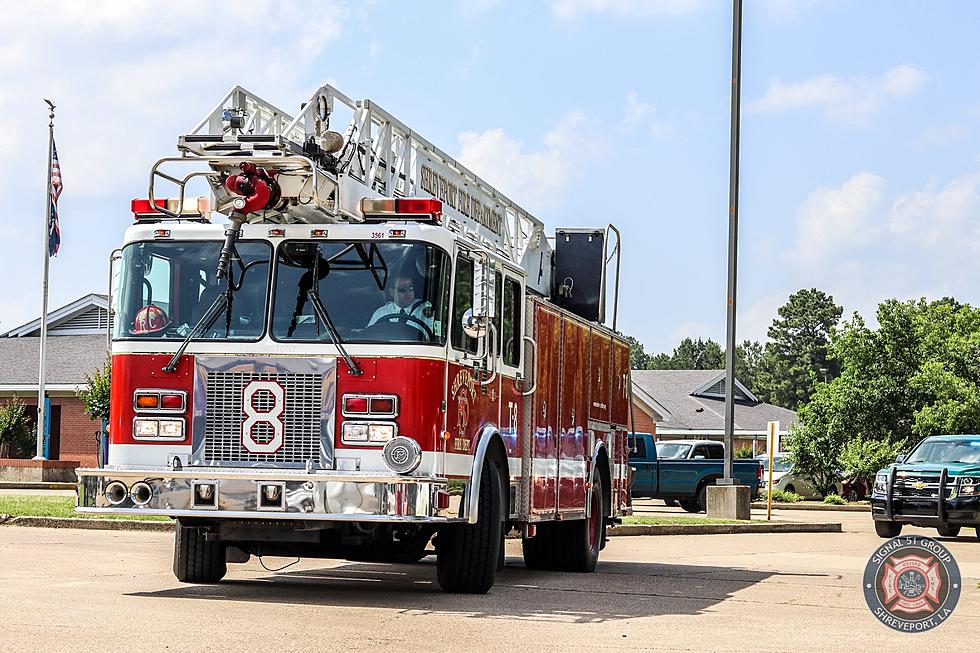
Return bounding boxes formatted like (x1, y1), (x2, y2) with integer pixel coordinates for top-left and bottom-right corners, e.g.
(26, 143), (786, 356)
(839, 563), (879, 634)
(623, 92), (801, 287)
(679, 499), (701, 513)
(522, 523), (557, 570)
(555, 475), (604, 573)
(874, 520), (903, 538)
(174, 521), (226, 583)
(937, 526), (961, 537)
(785, 484), (796, 495)
(436, 458), (502, 594)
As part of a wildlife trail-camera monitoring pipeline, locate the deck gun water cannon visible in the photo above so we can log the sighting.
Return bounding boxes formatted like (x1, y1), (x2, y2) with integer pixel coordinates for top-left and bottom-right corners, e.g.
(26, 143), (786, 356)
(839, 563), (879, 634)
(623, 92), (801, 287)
(216, 161), (282, 279)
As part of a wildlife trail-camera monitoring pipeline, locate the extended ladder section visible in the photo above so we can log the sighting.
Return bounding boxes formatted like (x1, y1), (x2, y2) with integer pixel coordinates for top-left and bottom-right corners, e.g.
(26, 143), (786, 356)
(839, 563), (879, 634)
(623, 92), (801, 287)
(151, 84), (553, 295)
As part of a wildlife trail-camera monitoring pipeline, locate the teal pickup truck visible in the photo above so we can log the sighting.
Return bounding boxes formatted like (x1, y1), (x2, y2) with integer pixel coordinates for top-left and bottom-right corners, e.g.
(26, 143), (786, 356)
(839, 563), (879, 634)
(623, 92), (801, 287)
(871, 434), (980, 539)
(628, 433), (763, 512)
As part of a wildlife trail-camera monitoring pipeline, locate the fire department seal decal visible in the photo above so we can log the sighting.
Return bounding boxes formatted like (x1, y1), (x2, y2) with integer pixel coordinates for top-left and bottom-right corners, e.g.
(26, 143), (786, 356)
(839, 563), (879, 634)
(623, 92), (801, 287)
(863, 536), (960, 632)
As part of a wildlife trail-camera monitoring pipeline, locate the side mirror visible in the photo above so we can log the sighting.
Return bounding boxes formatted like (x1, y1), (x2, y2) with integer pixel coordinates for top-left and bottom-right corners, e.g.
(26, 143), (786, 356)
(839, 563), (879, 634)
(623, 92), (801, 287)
(895, 454), (906, 464)
(460, 308), (486, 339)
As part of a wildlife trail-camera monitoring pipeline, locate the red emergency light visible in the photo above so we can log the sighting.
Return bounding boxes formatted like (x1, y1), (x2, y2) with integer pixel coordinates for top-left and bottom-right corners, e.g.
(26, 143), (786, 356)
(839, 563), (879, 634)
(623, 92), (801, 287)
(131, 197), (210, 222)
(360, 197), (443, 222)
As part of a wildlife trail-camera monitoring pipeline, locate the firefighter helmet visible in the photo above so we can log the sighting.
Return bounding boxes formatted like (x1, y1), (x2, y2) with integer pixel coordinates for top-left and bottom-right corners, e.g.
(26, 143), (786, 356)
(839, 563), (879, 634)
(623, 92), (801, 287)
(130, 304), (170, 335)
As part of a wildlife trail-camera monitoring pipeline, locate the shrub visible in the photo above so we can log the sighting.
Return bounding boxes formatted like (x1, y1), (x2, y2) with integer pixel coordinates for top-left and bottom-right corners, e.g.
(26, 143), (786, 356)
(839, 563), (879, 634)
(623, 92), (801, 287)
(76, 358), (111, 424)
(0, 396), (35, 458)
(734, 446), (754, 459)
(769, 489), (804, 503)
(822, 494), (848, 505)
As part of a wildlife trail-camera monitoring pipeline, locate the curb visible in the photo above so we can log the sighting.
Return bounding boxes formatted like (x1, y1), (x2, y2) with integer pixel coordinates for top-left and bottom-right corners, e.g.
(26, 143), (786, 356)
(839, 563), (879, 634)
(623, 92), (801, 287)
(0, 515), (174, 532)
(608, 522), (842, 536)
(0, 482), (76, 491)
(752, 502), (870, 512)
(0, 515), (841, 536)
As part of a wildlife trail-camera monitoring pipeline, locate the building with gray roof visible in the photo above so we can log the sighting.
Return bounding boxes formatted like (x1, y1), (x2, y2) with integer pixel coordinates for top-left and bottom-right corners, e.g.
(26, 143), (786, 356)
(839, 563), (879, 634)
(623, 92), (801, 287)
(1, 294), (109, 467)
(631, 369), (798, 453)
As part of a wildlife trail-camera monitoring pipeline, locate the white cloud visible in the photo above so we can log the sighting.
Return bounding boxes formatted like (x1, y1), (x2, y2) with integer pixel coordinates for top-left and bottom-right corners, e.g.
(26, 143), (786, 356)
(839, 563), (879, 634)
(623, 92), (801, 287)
(620, 92), (672, 139)
(786, 172), (885, 265)
(457, 111), (608, 213)
(888, 172), (980, 246)
(918, 122), (968, 147)
(779, 166), (980, 329)
(748, 65), (927, 124)
(0, 1), (350, 330)
(621, 92), (650, 133)
(551, 0), (706, 20)
(368, 40), (383, 58)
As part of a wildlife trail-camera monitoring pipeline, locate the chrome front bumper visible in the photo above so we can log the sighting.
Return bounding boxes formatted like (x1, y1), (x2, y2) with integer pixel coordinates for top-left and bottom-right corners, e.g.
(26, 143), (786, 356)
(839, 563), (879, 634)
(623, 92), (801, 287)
(76, 467), (465, 523)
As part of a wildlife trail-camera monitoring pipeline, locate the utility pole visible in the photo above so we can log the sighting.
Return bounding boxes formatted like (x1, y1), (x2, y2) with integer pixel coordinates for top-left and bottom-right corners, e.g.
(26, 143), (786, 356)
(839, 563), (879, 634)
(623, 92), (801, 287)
(721, 0), (743, 485)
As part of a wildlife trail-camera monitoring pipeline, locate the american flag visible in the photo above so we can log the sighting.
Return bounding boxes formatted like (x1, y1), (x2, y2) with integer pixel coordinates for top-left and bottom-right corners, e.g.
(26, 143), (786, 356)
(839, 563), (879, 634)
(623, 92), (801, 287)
(48, 139), (62, 257)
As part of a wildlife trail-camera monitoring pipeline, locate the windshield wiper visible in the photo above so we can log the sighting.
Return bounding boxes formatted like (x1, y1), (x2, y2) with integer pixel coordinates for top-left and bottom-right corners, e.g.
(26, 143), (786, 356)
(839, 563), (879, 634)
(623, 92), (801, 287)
(307, 287), (361, 376)
(304, 244), (361, 376)
(162, 291), (229, 373)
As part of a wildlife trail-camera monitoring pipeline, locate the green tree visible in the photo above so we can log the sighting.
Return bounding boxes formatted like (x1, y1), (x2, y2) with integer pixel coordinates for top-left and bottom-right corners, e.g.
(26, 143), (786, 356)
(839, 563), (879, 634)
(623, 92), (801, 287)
(624, 335), (652, 370)
(671, 337), (724, 370)
(791, 297), (980, 493)
(840, 435), (905, 486)
(755, 289), (842, 410)
(734, 340), (764, 392)
(0, 396), (34, 459)
(76, 358), (112, 424)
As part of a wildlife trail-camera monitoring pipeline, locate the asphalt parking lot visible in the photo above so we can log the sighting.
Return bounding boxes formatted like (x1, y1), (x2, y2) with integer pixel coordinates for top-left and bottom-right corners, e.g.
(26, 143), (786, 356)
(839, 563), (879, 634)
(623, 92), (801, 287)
(1, 500), (977, 651)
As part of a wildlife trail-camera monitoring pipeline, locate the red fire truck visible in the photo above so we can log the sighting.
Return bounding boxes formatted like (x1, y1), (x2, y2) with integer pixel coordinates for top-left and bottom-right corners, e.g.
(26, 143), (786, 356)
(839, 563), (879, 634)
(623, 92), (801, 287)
(77, 84), (631, 593)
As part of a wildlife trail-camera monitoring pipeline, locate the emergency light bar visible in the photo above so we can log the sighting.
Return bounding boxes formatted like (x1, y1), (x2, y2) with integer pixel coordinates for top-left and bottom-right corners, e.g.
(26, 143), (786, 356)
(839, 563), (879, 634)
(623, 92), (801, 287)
(360, 197), (443, 222)
(131, 197), (210, 222)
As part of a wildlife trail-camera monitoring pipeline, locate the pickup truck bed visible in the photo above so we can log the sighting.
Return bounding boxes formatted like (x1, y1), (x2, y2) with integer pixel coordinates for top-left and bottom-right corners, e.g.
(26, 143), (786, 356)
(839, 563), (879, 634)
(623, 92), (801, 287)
(629, 433), (762, 512)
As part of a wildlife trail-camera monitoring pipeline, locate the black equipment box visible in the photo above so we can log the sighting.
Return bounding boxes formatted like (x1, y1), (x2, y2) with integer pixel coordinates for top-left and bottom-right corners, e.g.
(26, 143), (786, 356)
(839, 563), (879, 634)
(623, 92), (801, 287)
(550, 229), (605, 323)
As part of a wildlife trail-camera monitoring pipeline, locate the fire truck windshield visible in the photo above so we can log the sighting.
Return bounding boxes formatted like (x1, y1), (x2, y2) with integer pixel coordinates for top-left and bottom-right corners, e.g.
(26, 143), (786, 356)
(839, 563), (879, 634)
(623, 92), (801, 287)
(114, 241), (271, 341)
(272, 241), (451, 345)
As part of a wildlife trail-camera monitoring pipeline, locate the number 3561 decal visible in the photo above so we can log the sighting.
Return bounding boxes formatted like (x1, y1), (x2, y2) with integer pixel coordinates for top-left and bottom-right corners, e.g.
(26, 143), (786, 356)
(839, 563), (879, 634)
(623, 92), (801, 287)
(241, 380), (285, 454)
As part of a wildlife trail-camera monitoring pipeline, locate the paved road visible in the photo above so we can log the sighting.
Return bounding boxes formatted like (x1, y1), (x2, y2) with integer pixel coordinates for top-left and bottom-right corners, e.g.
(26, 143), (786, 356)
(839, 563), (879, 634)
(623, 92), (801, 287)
(1, 506), (978, 652)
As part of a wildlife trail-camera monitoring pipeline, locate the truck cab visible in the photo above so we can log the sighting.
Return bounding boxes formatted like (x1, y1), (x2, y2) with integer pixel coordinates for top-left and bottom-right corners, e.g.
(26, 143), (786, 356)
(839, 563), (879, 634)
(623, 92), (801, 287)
(871, 434), (980, 539)
(629, 433), (762, 512)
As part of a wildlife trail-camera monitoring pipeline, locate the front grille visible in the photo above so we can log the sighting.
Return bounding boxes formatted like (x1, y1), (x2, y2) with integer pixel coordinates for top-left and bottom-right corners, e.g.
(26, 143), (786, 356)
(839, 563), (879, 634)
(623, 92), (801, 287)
(203, 371), (323, 466)
(893, 474), (953, 499)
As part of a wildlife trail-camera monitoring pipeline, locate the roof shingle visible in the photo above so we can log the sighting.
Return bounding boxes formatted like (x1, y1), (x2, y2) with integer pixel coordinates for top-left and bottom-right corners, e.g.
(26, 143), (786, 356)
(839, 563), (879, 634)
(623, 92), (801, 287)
(632, 369), (797, 432)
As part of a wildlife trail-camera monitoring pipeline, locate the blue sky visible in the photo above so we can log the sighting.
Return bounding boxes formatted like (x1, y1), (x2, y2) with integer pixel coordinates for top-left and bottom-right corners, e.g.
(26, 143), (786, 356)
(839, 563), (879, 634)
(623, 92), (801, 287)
(2, 0), (979, 354)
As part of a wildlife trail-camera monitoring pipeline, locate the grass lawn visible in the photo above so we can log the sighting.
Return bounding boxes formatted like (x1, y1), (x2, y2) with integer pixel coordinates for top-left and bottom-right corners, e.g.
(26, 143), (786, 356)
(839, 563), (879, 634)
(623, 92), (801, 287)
(0, 496), (170, 521)
(622, 516), (749, 526)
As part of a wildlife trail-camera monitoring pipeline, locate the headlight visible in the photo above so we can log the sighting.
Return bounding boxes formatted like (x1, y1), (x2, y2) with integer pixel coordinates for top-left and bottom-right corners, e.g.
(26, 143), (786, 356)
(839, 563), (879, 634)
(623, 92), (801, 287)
(133, 417), (185, 440)
(368, 423), (395, 443)
(960, 477), (977, 495)
(341, 421), (397, 445)
(873, 474), (888, 495)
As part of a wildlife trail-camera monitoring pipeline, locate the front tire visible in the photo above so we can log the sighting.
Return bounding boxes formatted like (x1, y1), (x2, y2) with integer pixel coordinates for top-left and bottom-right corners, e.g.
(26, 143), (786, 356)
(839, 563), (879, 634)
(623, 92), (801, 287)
(874, 520), (903, 538)
(174, 521), (226, 583)
(436, 458), (502, 594)
(937, 526), (961, 538)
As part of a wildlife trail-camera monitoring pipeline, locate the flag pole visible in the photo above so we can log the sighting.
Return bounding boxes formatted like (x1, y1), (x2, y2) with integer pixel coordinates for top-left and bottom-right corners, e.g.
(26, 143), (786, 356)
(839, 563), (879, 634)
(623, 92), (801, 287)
(34, 99), (55, 460)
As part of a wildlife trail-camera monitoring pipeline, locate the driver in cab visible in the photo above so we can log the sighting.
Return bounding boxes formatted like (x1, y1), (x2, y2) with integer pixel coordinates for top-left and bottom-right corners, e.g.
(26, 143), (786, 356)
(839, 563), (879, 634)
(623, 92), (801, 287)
(367, 275), (434, 334)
